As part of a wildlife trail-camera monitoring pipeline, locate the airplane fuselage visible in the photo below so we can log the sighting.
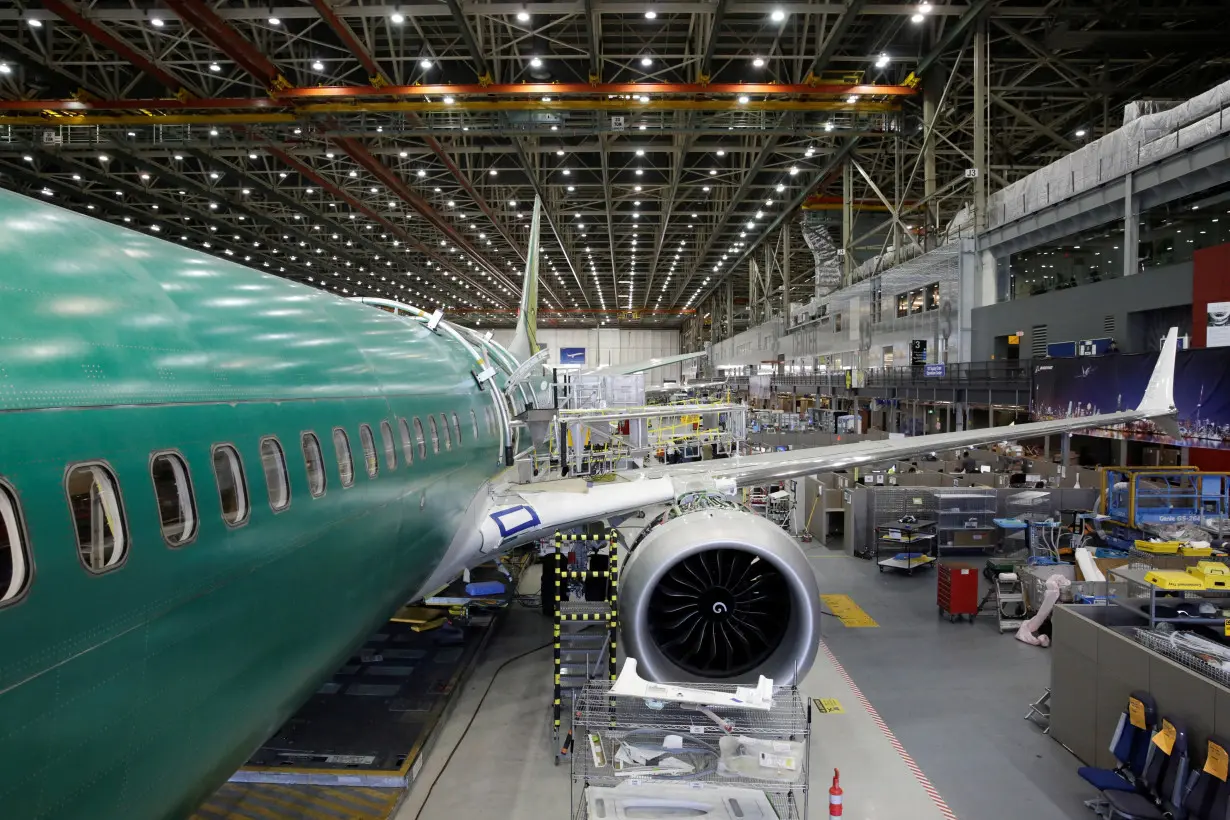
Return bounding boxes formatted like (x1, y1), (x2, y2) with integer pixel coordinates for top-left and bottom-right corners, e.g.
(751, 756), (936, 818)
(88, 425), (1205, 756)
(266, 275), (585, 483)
(0, 191), (502, 819)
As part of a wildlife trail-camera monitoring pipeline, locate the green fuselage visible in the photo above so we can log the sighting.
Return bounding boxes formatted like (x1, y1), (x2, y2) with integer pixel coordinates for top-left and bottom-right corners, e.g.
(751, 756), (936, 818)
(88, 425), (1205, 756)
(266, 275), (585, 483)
(0, 190), (502, 819)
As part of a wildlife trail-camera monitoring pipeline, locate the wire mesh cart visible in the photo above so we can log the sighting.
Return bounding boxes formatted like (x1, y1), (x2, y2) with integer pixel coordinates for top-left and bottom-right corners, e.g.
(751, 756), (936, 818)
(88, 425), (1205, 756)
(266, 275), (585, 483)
(569, 680), (810, 819)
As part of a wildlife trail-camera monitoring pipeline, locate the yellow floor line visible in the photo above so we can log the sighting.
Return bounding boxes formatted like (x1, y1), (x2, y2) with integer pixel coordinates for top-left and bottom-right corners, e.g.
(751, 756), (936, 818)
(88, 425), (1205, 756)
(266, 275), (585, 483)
(821, 593), (879, 628)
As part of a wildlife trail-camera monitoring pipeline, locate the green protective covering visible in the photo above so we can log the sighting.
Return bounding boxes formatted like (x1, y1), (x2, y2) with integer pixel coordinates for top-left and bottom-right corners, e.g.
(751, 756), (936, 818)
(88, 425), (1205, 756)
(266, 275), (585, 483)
(0, 189), (505, 819)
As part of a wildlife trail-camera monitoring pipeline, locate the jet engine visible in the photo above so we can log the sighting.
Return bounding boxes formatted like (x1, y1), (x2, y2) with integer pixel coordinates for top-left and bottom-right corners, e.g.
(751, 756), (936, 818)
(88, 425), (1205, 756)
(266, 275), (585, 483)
(620, 503), (821, 685)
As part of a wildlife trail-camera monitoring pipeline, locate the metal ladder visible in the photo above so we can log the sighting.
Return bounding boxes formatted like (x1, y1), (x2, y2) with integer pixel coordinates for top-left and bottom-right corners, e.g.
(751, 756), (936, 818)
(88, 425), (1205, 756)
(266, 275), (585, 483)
(551, 529), (619, 765)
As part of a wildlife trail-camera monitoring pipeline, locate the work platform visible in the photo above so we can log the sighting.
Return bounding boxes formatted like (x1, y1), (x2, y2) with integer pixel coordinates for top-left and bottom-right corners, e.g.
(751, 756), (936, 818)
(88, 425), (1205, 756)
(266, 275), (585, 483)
(191, 571), (512, 820)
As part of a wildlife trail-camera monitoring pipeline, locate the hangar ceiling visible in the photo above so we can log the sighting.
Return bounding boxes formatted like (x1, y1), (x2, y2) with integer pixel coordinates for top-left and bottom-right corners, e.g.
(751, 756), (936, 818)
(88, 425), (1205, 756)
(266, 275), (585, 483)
(0, 1), (1225, 329)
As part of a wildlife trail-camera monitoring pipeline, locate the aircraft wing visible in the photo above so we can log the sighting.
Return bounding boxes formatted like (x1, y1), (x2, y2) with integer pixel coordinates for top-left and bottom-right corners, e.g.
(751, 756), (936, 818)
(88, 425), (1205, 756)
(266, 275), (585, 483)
(415, 330), (1178, 595)
(585, 350), (708, 375)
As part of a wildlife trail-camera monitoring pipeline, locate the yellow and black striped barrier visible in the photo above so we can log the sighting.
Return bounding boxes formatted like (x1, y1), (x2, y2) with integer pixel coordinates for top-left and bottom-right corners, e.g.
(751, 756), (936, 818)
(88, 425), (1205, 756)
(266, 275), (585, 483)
(552, 529), (620, 743)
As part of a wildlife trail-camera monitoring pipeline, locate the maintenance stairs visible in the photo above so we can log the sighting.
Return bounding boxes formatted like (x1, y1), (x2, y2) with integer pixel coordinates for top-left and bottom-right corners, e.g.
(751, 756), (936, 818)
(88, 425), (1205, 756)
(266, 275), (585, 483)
(551, 529), (619, 765)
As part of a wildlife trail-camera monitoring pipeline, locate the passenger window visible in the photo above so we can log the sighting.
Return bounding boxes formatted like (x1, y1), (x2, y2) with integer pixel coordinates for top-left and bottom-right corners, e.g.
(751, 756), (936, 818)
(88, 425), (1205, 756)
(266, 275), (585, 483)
(333, 428), (355, 488)
(0, 481), (31, 606)
(440, 414), (452, 451)
(413, 417), (428, 460)
(67, 463), (128, 572)
(452, 412), (463, 447)
(359, 424), (379, 477)
(260, 437), (291, 512)
(427, 416), (440, 454)
(470, 409), (479, 439)
(213, 445), (250, 526)
(151, 451), (198, 547)
(380, 420), (397, 470)
(398, 418), (415, 465)
(303, 433), (326, 498)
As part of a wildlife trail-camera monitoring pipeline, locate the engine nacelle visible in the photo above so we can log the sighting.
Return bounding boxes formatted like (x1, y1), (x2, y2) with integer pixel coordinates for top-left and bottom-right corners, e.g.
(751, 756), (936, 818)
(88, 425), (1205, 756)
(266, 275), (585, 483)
(620, 508), (821, 685)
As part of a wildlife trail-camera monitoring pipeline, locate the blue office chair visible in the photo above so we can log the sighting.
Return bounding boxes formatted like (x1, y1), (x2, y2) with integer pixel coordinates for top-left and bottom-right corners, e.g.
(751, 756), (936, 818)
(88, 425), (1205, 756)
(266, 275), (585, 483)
(1080, 691), (1159, 799)
(1103, 716), (1190, 820)
(1182, 736), (1230, 820)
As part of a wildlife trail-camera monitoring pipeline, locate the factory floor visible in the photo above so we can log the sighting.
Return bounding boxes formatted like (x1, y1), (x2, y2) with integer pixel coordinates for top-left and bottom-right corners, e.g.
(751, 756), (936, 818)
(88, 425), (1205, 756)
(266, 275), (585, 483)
(396, 542), (1099, 820)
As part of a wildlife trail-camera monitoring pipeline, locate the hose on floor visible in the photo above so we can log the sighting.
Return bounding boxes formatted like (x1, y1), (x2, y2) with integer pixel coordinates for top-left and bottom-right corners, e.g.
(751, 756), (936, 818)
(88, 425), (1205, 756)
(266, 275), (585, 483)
(412, 640), (553, 820)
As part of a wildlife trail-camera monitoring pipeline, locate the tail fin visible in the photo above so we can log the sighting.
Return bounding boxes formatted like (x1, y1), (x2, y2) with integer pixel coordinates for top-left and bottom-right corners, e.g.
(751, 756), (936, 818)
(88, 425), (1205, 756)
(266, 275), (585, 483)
(1137, 327), (1178, 416)
(509, 196), (543, 362)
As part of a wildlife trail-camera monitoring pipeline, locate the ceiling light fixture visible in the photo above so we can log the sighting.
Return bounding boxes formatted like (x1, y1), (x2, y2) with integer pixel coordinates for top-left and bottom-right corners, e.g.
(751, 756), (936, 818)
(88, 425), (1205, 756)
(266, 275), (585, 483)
(391, 12), (405, 23)
(530, 56), (543, 68)
(770, 9), (786, 22)
(752, 57), (765, 68)
(420, 58), (433, 69)
(875, 53), (890, 68)
(641, 56), (653, 67)
(737, 95), (749, 104)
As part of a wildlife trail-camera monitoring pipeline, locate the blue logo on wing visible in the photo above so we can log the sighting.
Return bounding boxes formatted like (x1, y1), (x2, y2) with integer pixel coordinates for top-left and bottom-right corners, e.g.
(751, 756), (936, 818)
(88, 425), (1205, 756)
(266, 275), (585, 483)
(490, 505), (541, 538)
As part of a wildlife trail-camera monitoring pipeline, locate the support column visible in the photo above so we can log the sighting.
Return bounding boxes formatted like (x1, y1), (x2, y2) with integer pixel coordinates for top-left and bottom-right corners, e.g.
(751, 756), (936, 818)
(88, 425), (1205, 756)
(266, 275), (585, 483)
(781, 222), (792, 318)
(1061, 433), (1072, 479)
(725, 278), (734, 338)
(748, 258), (758, 326)
(1118, 438), (1128, 468)
(972, 17), (988, 234)
(764, 244), (773, 321)
(1123, 171), (1139, 277)
(923, 69), (940, 248)
(842, 160), (854, 285)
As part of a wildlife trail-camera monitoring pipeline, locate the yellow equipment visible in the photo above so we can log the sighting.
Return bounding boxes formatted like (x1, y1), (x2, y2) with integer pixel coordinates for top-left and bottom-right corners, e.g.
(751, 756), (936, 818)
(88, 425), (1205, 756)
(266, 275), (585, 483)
(1134, 540), (1182, 555)
(1187, 562), (1230, 589)
(1143, 570), (1206, 590)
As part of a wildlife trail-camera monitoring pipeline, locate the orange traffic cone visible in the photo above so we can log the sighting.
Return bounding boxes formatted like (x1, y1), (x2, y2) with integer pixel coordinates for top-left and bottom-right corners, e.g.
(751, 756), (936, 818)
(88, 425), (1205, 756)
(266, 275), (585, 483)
(829, 768), (843, 818)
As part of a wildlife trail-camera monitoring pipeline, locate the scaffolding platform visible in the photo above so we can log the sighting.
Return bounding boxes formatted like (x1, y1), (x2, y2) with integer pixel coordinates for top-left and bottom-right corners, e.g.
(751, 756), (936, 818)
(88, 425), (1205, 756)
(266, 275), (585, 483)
(190, 573), (511, 819)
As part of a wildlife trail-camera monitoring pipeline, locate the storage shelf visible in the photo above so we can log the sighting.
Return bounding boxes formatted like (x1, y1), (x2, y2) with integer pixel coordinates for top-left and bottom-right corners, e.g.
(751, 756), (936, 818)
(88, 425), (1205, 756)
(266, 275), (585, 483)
(570, 681), (809, 819)
(572, 787), (804, 820)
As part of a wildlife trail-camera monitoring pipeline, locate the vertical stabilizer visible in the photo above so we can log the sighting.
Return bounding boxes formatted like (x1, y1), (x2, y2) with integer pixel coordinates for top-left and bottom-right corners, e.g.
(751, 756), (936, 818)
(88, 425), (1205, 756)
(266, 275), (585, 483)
(509, 196), (543, 362)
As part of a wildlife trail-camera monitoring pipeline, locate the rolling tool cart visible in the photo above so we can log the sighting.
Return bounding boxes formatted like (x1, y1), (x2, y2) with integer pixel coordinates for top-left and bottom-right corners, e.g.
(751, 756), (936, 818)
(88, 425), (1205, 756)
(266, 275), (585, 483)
(937, 562), (980, 623)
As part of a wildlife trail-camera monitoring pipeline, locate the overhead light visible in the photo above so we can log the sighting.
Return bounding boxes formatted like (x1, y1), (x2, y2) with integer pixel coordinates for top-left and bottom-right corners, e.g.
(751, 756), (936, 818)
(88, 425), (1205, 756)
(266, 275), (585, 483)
(150, 17), (165, 28)
(391, 12), (405, 24)
(312, 60), (325, 71)
(645, 9), (657, 19)
(846, 95), (858, 104)
(530, 56), (542, 67)
(1076, 128), (1087, 137)
(789, 166), (799, 175)
(489, 168), (498, 176)
(920, 1), (933, 11)
(641, 57), (653, 67)
(752, 57), (765, 68)
(709, 169), (717, 175)
(911, 13), (924, 23)
(517, 10), (530, 21)
(420, 58), (433, 69)
(444, 95), (455, 104)
(556, 149), (565, 156)
(875, 53), (889, 68)
(636, 148), (645, 156)
(209, 62), (221, 72)
(770, 9), (786, 22)
(542, 95), (552, 102)
(21, 155), (31, 162)
(737, 95), (749, 104)
(28, 18), (43, 29)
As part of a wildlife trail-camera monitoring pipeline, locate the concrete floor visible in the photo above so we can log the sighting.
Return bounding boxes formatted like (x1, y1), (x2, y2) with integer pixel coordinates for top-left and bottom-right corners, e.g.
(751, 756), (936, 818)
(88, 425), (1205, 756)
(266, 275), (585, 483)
(397, 543), (1100, 820)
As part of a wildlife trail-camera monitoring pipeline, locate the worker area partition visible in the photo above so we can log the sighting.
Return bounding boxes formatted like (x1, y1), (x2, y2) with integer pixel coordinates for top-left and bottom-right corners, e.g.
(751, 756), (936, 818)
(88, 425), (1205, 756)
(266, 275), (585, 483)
(1050, 605), (1230, 769)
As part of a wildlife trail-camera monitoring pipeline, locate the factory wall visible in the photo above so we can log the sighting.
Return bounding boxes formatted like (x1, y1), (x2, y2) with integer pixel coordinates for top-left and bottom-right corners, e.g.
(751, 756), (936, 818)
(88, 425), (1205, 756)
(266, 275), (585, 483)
(969, 262), (1193, 360)
(489, 327), (684, 383)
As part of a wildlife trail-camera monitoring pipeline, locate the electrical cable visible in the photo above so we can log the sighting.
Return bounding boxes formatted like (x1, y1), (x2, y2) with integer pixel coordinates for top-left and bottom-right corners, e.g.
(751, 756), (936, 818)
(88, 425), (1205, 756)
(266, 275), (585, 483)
(411, 640), (552, 820)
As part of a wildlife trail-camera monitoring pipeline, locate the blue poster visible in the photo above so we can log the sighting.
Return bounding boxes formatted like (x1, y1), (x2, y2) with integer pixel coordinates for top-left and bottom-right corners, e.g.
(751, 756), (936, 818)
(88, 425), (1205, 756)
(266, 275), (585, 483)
(1032, 348), (1230, 449)
(559, 347), (586, 365)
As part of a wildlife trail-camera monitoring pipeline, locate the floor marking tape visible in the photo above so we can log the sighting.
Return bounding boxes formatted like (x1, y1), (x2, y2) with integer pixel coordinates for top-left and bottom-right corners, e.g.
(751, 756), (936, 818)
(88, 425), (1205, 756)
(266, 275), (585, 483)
(820, 641), (959, 820)
(820, 594), (879, 628)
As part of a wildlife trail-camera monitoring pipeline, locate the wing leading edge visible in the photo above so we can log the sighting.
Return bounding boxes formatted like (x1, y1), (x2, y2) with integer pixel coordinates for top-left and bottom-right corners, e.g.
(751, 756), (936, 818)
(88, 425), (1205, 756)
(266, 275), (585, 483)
(585, 350), (708, 376)
(451, 328), (1178, 571)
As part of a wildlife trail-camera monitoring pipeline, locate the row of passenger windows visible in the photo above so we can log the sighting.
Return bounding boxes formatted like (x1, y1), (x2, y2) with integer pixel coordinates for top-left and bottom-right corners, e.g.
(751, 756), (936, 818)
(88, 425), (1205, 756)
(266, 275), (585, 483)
(0, 407), (498, 608)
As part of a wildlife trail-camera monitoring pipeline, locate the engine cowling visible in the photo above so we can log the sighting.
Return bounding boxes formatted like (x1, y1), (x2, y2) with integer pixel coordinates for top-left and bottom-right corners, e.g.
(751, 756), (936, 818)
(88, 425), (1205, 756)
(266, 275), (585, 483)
(620, 507), (821, 685)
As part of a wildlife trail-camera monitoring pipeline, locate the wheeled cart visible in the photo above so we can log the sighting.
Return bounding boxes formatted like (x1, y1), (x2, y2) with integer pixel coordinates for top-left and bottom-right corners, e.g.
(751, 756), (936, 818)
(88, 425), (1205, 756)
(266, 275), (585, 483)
(937, 562), (979, 623)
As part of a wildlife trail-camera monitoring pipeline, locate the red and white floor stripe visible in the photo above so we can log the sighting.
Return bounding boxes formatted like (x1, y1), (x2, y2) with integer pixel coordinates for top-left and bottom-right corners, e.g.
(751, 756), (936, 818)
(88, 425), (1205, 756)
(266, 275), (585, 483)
(820, 642), (960, 820)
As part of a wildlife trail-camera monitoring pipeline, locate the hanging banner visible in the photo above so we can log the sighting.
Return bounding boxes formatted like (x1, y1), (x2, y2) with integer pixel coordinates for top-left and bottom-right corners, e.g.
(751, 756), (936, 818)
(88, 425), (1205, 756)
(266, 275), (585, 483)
(1032, 347), (1230, 449)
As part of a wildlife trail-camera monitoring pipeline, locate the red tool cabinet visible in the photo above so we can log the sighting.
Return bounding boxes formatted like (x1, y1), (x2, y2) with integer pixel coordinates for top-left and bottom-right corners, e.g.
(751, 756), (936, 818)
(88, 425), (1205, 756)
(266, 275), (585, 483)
(937, 562), (979, 623)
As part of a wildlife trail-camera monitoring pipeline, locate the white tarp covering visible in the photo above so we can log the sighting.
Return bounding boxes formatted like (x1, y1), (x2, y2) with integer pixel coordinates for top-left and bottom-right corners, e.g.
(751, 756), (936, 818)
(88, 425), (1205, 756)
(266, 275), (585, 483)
(988, 79), (1230, 229)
